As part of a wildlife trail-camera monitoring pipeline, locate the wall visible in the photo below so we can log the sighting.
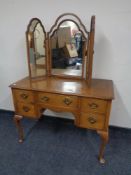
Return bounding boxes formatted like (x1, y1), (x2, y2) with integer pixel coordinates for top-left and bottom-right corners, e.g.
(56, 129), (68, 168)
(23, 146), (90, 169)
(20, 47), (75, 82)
(0, 0), (131, 128)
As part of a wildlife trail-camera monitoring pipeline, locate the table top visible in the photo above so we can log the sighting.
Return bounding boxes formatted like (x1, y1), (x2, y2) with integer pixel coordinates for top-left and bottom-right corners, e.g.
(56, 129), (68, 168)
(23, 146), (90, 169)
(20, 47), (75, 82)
(10, 76), (114, 100)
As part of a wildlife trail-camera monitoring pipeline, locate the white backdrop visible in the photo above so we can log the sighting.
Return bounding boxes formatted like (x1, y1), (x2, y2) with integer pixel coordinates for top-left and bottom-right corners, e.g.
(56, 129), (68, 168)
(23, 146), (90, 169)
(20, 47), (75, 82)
(0, 0), (131, 128)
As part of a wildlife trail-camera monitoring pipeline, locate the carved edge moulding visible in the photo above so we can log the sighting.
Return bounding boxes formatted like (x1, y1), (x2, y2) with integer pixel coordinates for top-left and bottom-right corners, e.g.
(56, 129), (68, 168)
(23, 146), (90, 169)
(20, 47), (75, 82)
(26, 13), (95, 86)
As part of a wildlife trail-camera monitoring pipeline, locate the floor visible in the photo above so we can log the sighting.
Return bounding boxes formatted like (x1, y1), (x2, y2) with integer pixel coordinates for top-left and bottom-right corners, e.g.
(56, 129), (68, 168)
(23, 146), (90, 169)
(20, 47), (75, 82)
(0, 110), (131, 175)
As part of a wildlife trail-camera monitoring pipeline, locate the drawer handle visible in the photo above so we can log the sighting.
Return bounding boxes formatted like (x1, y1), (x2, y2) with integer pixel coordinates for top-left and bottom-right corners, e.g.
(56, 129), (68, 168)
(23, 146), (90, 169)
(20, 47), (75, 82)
(41, 96), (49, 102)
(89, 103), (98, 109)
(88, 117), (97, 124)
(63, 97), (72, 105)
(23, 106), (30, 112)
(20, 93), (28, 99)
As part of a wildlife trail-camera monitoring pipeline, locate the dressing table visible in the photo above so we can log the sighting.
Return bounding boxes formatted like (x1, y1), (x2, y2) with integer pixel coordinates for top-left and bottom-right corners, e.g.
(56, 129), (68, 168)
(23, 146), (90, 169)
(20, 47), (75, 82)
(10, 13), (114, 164)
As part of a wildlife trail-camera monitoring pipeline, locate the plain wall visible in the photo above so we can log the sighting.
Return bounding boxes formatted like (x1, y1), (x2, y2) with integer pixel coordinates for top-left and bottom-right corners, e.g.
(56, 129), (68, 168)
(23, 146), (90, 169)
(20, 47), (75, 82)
(0, 0), (131, 128)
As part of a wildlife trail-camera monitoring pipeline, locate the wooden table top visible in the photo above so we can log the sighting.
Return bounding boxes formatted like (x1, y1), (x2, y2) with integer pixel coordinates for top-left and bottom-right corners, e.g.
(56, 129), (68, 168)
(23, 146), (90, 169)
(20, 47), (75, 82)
(10, 77), (114, 100)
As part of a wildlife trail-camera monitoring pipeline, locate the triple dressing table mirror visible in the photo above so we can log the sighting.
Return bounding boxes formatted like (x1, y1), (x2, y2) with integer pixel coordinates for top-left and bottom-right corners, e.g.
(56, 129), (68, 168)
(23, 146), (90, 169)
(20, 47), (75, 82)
(10, 13), (114, 164)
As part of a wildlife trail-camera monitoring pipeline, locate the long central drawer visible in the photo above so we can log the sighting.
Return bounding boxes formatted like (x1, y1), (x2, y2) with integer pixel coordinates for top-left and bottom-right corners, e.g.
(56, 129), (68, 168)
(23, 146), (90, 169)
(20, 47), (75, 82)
(37, 92), (78, 109)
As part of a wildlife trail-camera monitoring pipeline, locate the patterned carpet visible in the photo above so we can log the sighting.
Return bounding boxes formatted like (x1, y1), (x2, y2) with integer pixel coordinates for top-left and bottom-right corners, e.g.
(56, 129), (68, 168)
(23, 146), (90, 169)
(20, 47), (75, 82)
(0, 110), (131, 175)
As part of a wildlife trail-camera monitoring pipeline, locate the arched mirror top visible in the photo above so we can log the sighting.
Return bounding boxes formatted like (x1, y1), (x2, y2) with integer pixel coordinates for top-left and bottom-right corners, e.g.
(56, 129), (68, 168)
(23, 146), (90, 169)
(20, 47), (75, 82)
(48, 13), (89, 39)
(27, 18), (46, 34)
(48, 13), (93, 79)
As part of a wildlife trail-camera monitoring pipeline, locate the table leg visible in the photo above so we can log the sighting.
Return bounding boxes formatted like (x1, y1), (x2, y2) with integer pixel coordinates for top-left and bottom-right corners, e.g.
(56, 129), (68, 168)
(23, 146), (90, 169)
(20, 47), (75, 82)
(97, 130), (108, 164)
(13, 115), (24, 143)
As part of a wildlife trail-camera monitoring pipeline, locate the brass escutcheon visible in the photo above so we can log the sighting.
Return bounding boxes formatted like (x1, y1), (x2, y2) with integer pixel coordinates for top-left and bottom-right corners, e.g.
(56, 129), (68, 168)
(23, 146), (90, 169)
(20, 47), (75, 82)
(63, 97), (72, 105)
(20, 93), (28, 99)
(23, 106), (30, 112)
(88, 116), (97, 124)
(89, 103), (98, 109)
(41, 96), (49, 102)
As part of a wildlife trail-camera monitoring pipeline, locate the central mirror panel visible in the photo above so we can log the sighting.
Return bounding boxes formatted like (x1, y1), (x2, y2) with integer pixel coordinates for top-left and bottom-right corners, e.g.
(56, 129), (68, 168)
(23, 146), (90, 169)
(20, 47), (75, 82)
(50, 20), (85, 77)
(26, 18), (46, 78)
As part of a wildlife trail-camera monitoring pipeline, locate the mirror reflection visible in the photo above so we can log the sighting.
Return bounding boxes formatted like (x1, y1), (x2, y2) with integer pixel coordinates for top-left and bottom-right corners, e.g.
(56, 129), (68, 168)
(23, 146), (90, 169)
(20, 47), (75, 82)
(51, 21), (85, 76)
(27, 19), (46, 78)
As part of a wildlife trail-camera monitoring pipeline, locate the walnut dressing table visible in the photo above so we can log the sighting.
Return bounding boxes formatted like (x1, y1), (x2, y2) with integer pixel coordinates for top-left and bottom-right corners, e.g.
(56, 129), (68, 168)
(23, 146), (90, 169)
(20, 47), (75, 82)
(10, 13), (114, 164)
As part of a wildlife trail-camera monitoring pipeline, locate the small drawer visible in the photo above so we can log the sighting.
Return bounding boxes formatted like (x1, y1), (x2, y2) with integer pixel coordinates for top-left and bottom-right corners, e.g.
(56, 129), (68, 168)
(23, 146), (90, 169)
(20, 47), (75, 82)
(16, 102), (38, 118)
(81, 98), (107, 114)
(37, 92), (78, 109)
(79, 112), (105, 130)
(13, 89), (34, 103)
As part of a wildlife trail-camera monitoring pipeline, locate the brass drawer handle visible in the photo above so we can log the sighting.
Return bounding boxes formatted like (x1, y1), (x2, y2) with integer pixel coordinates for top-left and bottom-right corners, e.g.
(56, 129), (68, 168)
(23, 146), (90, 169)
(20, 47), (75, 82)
(23, 106), (30, 112)
(20, 93), (28, 99)
(63, 97), (72, 105)
(41, 96), (49, 102)
(88, 117), (97, 124)
(89, 103), (98, 109)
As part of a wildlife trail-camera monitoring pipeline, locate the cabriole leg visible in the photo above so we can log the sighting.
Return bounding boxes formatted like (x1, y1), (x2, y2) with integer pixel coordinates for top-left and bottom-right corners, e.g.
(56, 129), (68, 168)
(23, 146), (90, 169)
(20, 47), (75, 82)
(13, 115), (24, 143)
(97, 130), (108, 164)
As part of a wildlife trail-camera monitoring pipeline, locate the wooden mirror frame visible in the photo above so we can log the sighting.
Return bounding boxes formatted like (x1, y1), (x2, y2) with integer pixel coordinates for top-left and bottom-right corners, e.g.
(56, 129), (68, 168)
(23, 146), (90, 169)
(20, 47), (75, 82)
(26, 18), (47, 79)
(87, 15), (95, 85)
(25, 14), (95, 85)
(47, 13), (95, 83)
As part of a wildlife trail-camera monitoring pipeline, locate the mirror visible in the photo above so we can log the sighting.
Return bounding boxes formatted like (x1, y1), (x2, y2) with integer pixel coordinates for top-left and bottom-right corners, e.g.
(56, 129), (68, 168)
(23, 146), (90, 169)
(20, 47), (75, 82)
(26, 14), (94, 83)
(50, 20), (86, 77)
(27, 18), (46, 78)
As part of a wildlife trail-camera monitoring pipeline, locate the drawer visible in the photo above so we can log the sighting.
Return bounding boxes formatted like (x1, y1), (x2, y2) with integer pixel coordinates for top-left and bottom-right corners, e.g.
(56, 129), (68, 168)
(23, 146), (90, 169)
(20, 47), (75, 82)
(37, 92), (78, 109)
(81, 98), (107, 114)
(13, 89), (34, 103)
(16, 102), (38, 118)
(79, 112), (105, 130)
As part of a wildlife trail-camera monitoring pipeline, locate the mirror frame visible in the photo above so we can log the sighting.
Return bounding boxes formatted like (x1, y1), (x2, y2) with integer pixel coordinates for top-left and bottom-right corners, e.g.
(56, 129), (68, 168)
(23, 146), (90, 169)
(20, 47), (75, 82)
(26, 18), (47, 78)
(87, 15), (95, 85)
(25, 14), (95, 85)
(47, 13), (95, 81)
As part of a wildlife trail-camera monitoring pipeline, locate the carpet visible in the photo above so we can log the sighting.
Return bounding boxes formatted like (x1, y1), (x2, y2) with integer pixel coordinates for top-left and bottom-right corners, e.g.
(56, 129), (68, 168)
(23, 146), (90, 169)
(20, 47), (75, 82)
(0, 110), (131, 175)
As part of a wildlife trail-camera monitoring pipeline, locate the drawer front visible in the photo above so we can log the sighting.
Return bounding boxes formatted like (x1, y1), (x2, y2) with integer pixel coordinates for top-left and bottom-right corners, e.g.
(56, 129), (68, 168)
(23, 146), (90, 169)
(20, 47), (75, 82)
(13, 89), (34, 103)
(16, 102), (37, 118)
(80, 112), (105, 130)
(81, 98), (107, 114)
(37, 92), (78, 109)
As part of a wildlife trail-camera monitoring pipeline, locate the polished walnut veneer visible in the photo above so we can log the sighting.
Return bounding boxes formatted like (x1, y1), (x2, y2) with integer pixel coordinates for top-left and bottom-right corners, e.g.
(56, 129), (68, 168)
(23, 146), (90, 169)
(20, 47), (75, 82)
(10, 76), (114, 164)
